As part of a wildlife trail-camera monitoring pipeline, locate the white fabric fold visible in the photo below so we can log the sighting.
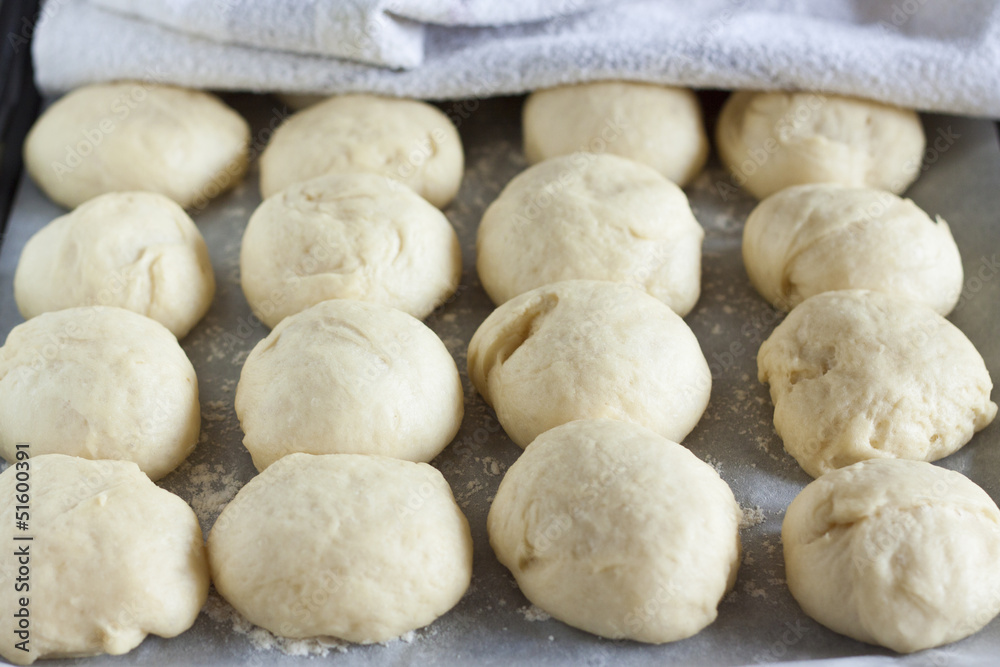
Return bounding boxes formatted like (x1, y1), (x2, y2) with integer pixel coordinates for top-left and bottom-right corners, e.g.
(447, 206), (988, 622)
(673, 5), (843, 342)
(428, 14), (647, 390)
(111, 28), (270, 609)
(32, 0), (1000, 117)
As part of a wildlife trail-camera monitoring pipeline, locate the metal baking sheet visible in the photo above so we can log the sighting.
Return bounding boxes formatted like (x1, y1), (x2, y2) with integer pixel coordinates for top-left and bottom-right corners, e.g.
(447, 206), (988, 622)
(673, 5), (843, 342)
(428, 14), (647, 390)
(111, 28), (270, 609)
(1, 94), (998, 667)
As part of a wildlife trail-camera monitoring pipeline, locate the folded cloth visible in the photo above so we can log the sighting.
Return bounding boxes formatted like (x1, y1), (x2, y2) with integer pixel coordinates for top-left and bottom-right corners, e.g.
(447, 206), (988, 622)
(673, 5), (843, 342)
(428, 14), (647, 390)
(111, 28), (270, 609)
(33, 0), (1000, 117)
(88, 0), (616, 68)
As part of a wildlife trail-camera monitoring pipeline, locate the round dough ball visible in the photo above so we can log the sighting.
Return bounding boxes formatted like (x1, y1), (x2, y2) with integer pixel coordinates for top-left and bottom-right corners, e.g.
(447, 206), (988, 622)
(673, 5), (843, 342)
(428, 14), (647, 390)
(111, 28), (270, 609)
(782, 458), (1000, 653)
(488, 419), (741, 643)
(208, 452), (473, 643)
(476, 153), (704, 314)
(0, 454), (209, 665)
(24, 82), (249, 210)
(236, 299), (463, 470)
(14, 191), (215, 338)
(743, 184), (963, 315)
(0, 307), (201, 480)
(467, 280), (711, 448)
(260, 94), (463, 208)
(716, 91), (925, 199)
(757, 290), (997, 478)
(523, 82), (708, 186)
(240, 172), (461, 329)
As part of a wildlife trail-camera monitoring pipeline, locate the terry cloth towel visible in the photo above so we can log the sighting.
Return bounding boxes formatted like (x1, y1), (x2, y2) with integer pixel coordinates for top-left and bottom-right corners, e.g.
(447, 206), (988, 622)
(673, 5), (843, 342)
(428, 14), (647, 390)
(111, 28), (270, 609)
(31, 0), (1000, 118)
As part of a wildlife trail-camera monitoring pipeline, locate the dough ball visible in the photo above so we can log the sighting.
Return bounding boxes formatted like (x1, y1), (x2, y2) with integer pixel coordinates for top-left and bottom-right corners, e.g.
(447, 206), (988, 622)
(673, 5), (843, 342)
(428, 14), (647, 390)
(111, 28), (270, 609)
(523, 82), (708, 186)
(14, 191), (215, 338)
(468, 280), (711, 448)
(783, 458), (1000, 653)
(716, 91), (925, 199)
(208, 452), (473, 643)
(488, 419), (741, 643)
(240, 172), (461, 329)
(24, 82), (249, 210)
(0, 307), (201, 480)
(0, 454), (209, 665)
(260, 94), (463, 208)
(757, 290), (997, 478)
(743, 185), (963, 315)
(476, 153), (704, 314)
(236, 299), (463, 470)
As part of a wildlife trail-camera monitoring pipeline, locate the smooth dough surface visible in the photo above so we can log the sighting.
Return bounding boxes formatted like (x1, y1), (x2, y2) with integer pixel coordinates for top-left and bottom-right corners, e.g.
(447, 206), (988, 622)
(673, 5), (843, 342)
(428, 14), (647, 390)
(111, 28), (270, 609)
(236, 299), (463, 470)
(716, 91), (925, 199)
(15, 191), (215, 338)
(783, 458), (1000, 653)
(240, 172), (461, 329)
(523, 82), (708, 186)
(467, 280), (711, 448)
(743, 185), (963, 315)
(488, 419), (741, 643)
(476, 153), (704, 314)
(0, 307), (200, 479)
(208, 452), (473, 643)
(0, 454), (209, 665)
(757, 290), (996, 477)
(24, 82), (249, 209)
(259, 94), (463, 208)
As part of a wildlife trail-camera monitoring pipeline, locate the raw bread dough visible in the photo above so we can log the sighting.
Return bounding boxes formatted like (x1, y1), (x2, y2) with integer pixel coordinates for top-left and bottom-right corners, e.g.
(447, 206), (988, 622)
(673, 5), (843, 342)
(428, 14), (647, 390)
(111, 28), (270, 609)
(240, 172), (461, 329)
(743, 184), (963, 315)
(757, 290), (997, 478)
(782, 458), (1000, 653)
(716, 91), (925, 200)
(467, 280), (711, 448)
(0, 307), (201, 480)
(476, 153), (704, 314)
(14, 191), (216, 338)
(0, 454), (209, 665)
(488, 419), (742, 643)
(236, 299), (463, 470)
(259, 94), (463, 208)
(24, 82), (249, 210)
(523, 82), (708, 186)
(208, 452), (473, 643)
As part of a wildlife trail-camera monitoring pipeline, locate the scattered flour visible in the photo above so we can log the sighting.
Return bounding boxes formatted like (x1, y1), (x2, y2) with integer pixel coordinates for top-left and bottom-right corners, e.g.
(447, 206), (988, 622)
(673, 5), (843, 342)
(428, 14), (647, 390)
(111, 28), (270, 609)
(203, 593), (348, 657)
(703, 454), (724, 475)
(519, 605), (551, 622)
(739, 505), (766, 529)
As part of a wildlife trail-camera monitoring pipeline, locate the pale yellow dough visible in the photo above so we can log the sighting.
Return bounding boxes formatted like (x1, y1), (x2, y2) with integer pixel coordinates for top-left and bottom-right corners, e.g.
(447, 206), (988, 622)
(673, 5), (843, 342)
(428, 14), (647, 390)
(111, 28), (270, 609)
(743, 184), (963, 315)
(716, 91), (925, 199)
(523, 82), (708, 186)
(259, 94), (463, 208)
(236, 299), (463, 470)
(783, 458), (1000, 653)
(468, 280), (711, 448)
(0, 454), (209, 665)
(24, 82), (249, 209)
(208, 453), (473, 643)
(0, 307), (201, 479)
(757, 290), (997, 477)
(240, 172), (461, 329)
(15, 191), (215, 338)
(488, 419), (741, 643)
(476, 153), (704, 314)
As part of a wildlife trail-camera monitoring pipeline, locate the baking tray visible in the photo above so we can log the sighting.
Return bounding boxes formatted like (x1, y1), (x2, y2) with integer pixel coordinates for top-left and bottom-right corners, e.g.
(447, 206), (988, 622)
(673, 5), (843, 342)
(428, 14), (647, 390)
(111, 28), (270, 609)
(0, 94), (998, 667)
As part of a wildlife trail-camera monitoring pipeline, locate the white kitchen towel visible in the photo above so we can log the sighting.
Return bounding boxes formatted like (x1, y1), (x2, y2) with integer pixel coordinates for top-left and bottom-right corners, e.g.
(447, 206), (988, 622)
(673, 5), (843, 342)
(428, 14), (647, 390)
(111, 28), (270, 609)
(32, 0), (1000, 117)
(87, 0), (616, 68)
